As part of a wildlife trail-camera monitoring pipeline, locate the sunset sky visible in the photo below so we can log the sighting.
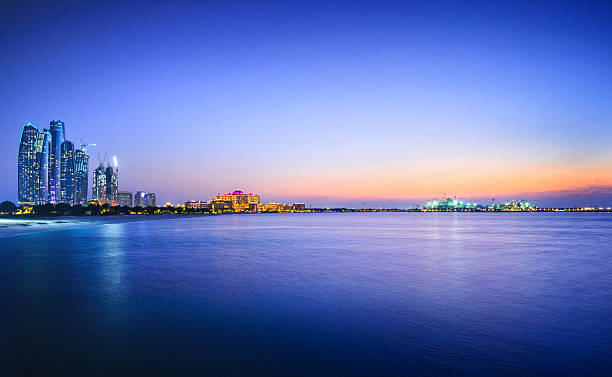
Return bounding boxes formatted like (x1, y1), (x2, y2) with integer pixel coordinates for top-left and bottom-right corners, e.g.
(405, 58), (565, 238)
(1, 0), (611, 207)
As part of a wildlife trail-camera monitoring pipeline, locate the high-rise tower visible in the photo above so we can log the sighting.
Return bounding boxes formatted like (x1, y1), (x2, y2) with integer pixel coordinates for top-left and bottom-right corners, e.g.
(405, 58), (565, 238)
(49, 120), (66, 203)
(75, 148), (89, 204)
(33, 129), (51, 205)
(17, 123), (51, 206)
(60, 140), (76, 205)
(105, 165), (118, 206)
(17, 123), (39, 205)
(92, 164), (107, 203)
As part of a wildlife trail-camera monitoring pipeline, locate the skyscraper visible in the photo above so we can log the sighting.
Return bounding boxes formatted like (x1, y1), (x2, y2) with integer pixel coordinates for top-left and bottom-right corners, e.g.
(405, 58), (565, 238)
(74, 148), (89, 205)
(33, 129), (51, 205)
(60, 140), (76, 205)
(18, 123), (39, 206)
(92, 164), (107, 203)
(144, 193), (156, 207)
(134, 191), (157, 207)
(49, 120), (65, 203)
(105, 165), (118, 206)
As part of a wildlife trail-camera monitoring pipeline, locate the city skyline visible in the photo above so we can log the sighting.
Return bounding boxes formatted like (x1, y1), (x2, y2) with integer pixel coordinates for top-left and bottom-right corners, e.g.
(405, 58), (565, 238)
(1, 1), (611, 207)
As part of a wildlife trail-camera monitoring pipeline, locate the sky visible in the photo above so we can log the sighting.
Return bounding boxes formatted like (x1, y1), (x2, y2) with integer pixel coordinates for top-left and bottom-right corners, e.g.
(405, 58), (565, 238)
(1, 0), (611, 207)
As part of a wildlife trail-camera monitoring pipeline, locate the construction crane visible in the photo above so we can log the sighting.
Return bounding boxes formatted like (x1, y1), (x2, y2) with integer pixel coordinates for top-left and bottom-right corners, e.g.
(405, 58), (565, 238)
(79, 139), (96, 152)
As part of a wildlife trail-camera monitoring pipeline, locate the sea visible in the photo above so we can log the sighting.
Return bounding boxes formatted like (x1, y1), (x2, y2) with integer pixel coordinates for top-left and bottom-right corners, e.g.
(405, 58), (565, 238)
(1, 213), (611, 376)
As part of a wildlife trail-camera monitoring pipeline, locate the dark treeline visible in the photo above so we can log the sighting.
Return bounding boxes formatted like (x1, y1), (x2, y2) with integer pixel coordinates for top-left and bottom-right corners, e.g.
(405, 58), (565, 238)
(0, 201), (182, 217)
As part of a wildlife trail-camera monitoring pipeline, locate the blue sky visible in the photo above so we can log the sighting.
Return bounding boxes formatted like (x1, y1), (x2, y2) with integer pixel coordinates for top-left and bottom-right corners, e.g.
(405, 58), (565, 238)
(1, 0), (611, 207)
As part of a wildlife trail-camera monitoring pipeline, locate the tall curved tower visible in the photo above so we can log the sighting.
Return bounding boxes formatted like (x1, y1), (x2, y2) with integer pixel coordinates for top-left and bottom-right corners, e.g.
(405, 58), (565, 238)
(17, 123), (39, 205)
(49, 120), (65, 203)
(33, 129), (51, 205)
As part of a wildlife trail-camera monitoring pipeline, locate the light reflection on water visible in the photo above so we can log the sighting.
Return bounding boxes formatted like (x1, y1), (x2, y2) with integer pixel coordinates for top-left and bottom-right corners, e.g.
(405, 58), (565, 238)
(0, 212), (611, 376)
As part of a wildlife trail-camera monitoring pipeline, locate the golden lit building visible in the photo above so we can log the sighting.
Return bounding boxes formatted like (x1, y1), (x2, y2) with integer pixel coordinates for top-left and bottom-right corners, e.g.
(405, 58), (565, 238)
(263, 203), (281, 212)
(185, 201), (212, 211)
(216, 190), (260, 212)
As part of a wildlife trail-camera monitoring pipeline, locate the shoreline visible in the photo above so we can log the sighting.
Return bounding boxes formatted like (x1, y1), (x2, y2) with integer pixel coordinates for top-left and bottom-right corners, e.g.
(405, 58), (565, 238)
(2, 211), (611, 238)
(0, 214), (197, 238)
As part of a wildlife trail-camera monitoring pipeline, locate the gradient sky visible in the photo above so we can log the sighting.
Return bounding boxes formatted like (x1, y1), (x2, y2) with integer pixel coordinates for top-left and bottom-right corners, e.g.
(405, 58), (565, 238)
(1, 0), (611, 207)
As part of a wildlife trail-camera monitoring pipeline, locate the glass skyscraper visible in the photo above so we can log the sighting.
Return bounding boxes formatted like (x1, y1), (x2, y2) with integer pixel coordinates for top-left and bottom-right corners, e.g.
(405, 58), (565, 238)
(92, 164), (107, 203)
(33, 130), (51, 205)
(18, 123), (40, 205)
(105, 165), (118, 206)
(18, 123), (52, 206)
(134, 191), (156, 207)
(49, 120), (65, 203)
(60, 140), (76, 205)
(75, 148), (89, 205)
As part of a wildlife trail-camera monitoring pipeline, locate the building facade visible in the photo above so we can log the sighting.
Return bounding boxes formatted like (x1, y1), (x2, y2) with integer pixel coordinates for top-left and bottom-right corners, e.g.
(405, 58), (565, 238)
(60, 140), (76, 204)
(216, 190), (260, 212)
(33, 130), (51, 205)
(17, 123), (40, 206)
(92, 164), (107, 203)
(105, 165), (118, 205)
(184, 201), (212, 211)
(117, 191), (133, 207)
(134, 191), (156, 207)
(74, 149), (89, 204)
(48, 120), (65, 203)
(144, 193), (156, 207)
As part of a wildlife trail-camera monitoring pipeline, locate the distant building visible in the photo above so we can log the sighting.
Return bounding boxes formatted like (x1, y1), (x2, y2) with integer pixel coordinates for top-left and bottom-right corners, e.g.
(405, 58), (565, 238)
(211, 200), (232, 212)
(263, 203), (281, 212)
(135, 191), (156, 207)
(117, 191), (133, 207)
(48, 120), (65, 203)
(293, 203), (306, 211)
(74, 149), (89, 204)
(105, 165), (118, 205)
(60, 140), (76, 205)
(92, 164), (107, 203)
(144, 193), (156, 207)
(185, 201), (212, 211)
(216, 190), (260, 212)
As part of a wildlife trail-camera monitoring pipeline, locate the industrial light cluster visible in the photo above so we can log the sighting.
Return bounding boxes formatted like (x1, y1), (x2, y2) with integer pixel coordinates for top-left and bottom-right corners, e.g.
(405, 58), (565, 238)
(424, 198), (538, 211)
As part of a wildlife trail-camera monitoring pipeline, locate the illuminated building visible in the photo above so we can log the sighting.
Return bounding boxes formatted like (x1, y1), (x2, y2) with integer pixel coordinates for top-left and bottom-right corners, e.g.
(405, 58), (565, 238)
(18, 123), (51, 205)
(216, 190), (260, 212)
(135, 191), (157, 207)
(211, 200), (232, 212)
(185, 201), (212, 211)
(263, 203), (281, 212)
(18, 123), (40, 206)
(74, 148), (89, 204)
(60, 140), (76, 204)
(424, 197), (537, 211)
(33, 130), (51, 205)
(92, 164), (107, 203)
(48, 120), (65, 203)
(145, 193), (156, 207)
(118, 191), (133, 207)
(293, 203), (306, 211)
(105, 165), (118, 205)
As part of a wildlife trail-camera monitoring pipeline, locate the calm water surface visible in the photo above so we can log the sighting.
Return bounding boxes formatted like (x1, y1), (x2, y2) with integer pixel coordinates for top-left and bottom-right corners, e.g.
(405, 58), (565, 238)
(1, 213), (611, 376)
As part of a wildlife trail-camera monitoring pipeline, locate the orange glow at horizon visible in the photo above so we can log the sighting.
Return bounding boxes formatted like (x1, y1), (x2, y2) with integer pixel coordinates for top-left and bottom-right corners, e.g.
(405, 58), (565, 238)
(263, 161), (612, 199)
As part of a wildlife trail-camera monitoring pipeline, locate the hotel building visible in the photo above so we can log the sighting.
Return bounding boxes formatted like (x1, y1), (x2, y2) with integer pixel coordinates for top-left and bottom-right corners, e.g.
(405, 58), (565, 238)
(216, 190), (260, 212)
